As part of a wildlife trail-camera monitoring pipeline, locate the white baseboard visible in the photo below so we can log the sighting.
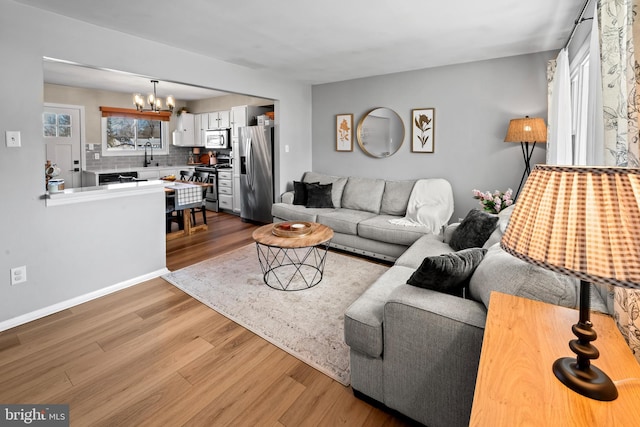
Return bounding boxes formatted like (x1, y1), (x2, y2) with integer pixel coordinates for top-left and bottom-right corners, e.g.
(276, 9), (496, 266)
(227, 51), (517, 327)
(0, 268), (171, 333)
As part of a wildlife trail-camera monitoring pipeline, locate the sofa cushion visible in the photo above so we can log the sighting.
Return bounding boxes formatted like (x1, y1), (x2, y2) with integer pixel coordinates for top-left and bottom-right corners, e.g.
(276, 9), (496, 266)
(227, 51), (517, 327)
(380, 180), (415, 216)
(316, 209), (377, 235)
(341, 177), (386, 214)
(271, 203), (334, 222)
(305, 183), (334, 208)
(344, 265), (415, 358)
(394, 233), (456, 269)
(302, 172), (348, 208)
(358, 214), (432, 246)
(470, 243), (580, 309)
(407, 248), (487, 297)
(449, 209), (499, 251)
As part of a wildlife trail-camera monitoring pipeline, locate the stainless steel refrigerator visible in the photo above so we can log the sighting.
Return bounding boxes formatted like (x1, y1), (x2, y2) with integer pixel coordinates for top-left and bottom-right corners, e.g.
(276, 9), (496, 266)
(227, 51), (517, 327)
(238, 125), (274, 224)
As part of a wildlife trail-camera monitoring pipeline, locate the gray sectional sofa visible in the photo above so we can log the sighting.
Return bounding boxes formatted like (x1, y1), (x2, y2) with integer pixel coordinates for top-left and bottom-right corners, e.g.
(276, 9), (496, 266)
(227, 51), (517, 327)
(271, 172), (454, 262)
(273, 172), (612, 426)
(344, 208), (611, 427)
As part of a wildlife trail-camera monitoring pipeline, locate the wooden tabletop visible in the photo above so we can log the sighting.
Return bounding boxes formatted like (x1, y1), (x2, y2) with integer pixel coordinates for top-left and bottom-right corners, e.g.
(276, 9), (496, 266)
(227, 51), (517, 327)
(252, 222), (334, 249)
(469, 292), (640, 427)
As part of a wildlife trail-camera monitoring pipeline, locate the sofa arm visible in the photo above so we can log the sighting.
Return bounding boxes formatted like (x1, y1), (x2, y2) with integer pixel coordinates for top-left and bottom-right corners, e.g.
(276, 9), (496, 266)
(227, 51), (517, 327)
(280, 191), (294, 204)
(382, 284), (487, 427)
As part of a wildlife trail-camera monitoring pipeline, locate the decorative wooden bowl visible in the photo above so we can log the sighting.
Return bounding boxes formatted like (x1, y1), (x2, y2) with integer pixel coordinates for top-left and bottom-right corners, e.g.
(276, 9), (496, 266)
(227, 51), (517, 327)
(272, 221), (313, 238)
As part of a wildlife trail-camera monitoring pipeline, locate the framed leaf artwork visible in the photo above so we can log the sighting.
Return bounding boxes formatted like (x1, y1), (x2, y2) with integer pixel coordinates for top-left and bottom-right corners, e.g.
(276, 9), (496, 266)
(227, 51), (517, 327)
(336, 113), (353, 151)
(411, 108), (435, 153)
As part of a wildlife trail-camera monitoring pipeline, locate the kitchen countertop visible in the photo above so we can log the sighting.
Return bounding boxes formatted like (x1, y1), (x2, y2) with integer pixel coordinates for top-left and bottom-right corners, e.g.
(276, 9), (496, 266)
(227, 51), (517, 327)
(84, 165), (196, 174)
(45, 179), (165, 207)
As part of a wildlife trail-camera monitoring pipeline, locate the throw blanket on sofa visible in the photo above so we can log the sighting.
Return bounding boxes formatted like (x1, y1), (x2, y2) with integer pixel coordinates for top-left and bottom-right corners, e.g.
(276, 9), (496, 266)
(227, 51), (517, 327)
(389, 178), (454, 233)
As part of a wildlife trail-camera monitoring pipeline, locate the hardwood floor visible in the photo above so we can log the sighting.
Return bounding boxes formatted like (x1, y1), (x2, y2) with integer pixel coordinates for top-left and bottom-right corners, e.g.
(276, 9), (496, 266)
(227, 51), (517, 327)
(0, 211), (414, 426)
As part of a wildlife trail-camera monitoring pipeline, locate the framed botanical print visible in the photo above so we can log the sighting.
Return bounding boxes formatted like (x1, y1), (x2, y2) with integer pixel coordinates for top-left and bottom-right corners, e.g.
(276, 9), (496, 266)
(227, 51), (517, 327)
(411, 108), (435, 153)
(336, 113), (354, 151)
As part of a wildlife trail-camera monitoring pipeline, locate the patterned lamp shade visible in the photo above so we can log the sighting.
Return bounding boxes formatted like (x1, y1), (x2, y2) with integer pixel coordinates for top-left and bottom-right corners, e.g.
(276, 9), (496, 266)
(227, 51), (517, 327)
(501, 165), (640, 289)
(504, 116), (547, 143)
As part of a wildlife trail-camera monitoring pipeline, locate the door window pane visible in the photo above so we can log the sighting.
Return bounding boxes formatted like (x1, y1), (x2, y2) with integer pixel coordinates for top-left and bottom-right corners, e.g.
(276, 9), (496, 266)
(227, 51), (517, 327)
(43, 112), (72, 138)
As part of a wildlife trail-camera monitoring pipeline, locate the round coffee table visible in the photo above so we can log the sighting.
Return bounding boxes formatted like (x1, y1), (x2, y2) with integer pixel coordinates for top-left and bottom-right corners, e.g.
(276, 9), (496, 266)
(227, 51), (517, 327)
(252, 222), (334, 291)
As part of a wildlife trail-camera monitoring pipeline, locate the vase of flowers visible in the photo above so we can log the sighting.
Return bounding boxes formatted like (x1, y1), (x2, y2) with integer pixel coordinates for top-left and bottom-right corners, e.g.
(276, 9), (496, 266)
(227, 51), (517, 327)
(472, 188), (513, 214)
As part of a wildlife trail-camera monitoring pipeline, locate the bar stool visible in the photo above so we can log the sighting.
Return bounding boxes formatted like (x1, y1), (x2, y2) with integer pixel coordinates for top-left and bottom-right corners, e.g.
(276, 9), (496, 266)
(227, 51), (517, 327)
(179, 170), (195, 181)
(190, 171), (209, 226)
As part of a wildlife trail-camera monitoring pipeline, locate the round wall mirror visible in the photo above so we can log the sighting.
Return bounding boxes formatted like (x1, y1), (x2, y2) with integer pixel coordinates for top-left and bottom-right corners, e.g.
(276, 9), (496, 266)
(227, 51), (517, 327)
(356, 107), (405, 158)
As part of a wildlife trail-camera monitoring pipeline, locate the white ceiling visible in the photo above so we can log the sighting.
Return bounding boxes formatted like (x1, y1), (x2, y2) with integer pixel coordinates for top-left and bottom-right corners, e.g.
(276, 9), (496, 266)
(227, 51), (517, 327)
(24, 0), (585, 98)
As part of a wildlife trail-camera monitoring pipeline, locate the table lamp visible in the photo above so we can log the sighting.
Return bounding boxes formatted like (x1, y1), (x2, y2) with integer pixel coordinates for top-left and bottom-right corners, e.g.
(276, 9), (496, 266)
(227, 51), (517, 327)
(504, 116), (547, 199)
(500, 165), (640, 401)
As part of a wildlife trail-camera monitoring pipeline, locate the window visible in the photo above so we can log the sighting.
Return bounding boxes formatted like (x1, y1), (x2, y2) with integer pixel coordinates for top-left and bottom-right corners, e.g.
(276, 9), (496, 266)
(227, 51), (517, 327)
(569, 41), (590, 165)
(99, 106), (171, 156)
(43, 112), (72, 137)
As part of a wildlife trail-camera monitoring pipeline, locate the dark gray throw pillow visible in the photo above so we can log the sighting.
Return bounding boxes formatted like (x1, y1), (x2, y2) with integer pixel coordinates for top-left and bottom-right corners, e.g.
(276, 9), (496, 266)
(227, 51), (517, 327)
(293, 181), (319, 205)
(449, 209), (499, 251)
(305, 183), (334, 208)
(407, 248), (487, 296)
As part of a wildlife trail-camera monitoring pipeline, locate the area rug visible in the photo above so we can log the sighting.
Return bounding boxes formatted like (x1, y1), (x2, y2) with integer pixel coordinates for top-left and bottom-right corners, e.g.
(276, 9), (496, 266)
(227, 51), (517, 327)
(162, 244), (389, 386)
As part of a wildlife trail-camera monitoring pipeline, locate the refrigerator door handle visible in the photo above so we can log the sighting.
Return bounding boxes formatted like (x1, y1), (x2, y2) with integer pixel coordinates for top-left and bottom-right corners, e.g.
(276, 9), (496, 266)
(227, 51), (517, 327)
(245, 135), (253, 191)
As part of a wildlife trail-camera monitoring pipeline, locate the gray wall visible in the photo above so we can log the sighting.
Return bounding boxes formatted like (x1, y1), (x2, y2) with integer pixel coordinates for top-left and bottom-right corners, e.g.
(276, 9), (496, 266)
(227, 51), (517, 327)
(312, 52), (553, 221)
(0, 0), (311, 326)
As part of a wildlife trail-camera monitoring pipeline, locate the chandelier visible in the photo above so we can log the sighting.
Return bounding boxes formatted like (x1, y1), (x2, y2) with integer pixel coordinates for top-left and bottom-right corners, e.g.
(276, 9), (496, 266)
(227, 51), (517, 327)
(133, 80), (175, 113)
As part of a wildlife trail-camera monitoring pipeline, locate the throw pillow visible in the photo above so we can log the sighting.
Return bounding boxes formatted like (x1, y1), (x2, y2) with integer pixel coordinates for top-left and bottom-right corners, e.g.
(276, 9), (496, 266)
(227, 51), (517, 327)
(449, 209), (499, 251)
(293, 181), (318, 205)
(407, 248), (487, 297)
(305, 183), (334, 208)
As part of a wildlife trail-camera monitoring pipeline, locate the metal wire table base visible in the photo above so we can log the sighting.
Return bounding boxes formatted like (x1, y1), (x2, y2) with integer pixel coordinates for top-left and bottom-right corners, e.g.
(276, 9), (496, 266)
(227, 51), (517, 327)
(255, 241), (331, 291)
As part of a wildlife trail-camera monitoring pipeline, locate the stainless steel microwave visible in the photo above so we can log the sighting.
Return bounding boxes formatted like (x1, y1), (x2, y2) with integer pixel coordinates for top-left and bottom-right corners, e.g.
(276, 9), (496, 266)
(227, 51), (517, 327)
(204, 128), (230, 149)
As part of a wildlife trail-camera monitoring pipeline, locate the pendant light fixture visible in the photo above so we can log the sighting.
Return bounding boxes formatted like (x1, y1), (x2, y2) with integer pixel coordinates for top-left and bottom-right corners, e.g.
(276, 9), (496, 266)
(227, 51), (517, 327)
(133, 80), (175, 113)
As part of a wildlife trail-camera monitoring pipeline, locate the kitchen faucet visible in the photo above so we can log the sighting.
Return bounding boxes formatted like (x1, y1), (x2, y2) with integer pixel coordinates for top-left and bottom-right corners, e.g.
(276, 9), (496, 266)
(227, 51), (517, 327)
(143, 142), (153, 167)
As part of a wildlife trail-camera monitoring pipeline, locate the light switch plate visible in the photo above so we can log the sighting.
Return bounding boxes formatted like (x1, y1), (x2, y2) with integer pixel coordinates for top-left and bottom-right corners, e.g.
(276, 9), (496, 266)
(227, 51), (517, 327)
(5, 131), (21, 147)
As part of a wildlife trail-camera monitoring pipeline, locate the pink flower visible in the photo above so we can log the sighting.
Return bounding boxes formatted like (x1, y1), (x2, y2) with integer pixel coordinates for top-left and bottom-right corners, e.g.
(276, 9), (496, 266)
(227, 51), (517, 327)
(471, 188), (514, 214)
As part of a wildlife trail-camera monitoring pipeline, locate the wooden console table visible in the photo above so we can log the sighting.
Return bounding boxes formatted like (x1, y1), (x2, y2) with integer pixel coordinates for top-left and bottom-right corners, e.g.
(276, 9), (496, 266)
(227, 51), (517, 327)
(469, 292), (640, 426)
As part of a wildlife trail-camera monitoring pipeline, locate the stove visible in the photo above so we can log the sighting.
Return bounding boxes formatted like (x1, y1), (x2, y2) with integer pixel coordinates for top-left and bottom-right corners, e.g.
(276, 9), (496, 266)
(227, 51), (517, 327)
(194, 160), (232, 212)
(194, 166), (219, 211)
(194, 164), (230, 172)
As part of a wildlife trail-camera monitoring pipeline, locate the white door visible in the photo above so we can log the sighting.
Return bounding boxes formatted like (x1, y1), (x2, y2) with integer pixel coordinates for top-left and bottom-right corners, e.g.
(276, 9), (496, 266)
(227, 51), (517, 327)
(43, 104), (83, 188)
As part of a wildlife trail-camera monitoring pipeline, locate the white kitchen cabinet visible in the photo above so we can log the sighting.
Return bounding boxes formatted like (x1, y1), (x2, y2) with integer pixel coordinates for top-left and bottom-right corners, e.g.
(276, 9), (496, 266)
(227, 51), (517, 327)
(207, 110), (230, 129)
(193, 113), (204, 147)
(231, 106), (247, 139)
(217, 169), (234, 212)
(172, 113), (195, 146)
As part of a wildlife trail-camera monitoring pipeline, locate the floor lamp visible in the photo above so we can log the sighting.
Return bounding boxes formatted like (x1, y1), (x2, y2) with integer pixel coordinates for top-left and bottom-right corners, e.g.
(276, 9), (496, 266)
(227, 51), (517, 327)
(504, 116), (547, 199)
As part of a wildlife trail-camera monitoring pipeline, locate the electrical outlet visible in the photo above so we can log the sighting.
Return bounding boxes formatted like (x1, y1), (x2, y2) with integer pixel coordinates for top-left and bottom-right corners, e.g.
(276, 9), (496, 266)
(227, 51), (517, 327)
(94, 153), (100, 160)
(10, 265), (27, 285)
(5, 131), (21, 148)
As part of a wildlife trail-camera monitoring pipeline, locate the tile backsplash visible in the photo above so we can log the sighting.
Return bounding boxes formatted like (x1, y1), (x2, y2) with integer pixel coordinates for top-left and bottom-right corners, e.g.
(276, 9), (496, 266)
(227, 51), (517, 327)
(84, 144), (196, 170)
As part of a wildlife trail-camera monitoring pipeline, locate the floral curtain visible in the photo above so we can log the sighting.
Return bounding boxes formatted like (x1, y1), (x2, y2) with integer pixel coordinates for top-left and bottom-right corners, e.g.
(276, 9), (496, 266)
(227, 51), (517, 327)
(598, 0), (640, 363)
